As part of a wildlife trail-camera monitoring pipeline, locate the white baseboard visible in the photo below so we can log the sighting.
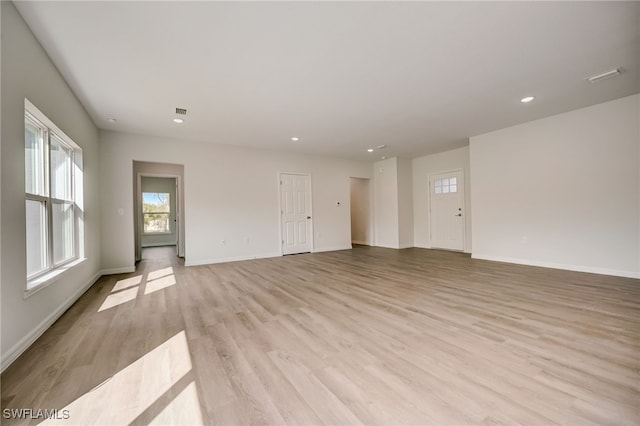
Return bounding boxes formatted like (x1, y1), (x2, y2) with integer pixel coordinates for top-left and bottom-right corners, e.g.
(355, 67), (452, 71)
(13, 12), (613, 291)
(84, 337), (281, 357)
(414, 243), (471, 254)
(373, 243), (401, 249)
(313, 245), (352, 253)
(185, 246), (357, 266)
(1, 270), (102, 373)
(472, 254), (640, 279)
(185, 252), (281, 267)
(141, 242), (177, 248)
(101, 266), (136, 275)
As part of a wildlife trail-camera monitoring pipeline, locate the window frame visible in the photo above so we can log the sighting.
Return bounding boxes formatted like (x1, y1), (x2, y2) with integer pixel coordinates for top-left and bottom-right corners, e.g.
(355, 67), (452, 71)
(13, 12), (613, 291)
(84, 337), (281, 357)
(142, 192), (172, 235)
(434, 176), (458, 194)
(25, 100), (84, 295)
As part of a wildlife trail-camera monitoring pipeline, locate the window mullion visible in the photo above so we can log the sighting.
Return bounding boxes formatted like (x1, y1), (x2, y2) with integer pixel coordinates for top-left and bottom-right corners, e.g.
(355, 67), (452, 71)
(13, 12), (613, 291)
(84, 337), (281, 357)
(70, 151), (78, 260)
(46, 130), (53, 271)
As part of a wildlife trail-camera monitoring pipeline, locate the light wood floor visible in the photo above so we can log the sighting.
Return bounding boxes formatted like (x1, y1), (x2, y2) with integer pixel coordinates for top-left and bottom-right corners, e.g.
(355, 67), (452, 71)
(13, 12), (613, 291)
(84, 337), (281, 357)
(2, 246), (639, 425)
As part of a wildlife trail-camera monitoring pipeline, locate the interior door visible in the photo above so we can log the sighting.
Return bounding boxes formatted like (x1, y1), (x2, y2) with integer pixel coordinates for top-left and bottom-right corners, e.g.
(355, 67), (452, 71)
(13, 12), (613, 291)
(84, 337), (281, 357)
(430, 170), (464, 251)
(280, 173), (312, 255)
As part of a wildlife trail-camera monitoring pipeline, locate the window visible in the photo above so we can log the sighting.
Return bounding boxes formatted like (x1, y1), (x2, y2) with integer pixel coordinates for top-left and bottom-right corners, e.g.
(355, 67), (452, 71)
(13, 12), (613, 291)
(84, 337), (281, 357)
(434, 177), (457, 194)
(25, 100), (83, 291)
(143, 192), (171, 233)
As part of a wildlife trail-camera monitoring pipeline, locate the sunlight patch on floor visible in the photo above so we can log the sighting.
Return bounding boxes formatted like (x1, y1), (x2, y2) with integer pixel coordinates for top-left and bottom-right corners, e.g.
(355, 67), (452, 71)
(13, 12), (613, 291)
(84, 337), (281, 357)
(98, 287), (138, 312)
(41, 331), (196, 425)
(148, 381), (204, 425)
(112, 275), (143, 292)
(148, 267), (174, 281)
(99, 267), (178, 312)
(145, 274), (177, 295)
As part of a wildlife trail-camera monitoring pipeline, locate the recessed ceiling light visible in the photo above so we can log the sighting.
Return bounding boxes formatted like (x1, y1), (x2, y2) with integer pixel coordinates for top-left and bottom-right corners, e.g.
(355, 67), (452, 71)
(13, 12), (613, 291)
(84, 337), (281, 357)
(291, 137), (300, 142)
(107, 117), (117, 123)
(521, 96), (535, 103)
(367, 148), (374, 152)
(173, 118), (184, 124)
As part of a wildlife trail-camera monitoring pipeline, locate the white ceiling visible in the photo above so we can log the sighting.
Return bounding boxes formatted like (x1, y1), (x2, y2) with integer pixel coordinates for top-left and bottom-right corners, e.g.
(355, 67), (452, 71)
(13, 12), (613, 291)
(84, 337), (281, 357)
(14, 1), (640, 161)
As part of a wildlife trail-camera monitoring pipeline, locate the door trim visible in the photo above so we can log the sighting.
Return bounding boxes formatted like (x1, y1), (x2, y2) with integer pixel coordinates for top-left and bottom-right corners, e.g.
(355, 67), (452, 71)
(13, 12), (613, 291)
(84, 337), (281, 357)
(349, 176), (373, 246)
(278, 172), (313, 255)
(428, 168), (465, 252)
(136, 172), (185, 259)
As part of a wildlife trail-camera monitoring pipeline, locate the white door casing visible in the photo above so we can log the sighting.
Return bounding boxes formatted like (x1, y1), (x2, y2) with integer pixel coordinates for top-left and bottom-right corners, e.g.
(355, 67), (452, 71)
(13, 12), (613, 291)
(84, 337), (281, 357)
(136, 172), (185, 260)
(430, 170), (464, 251)
(280, 173), (312, 255)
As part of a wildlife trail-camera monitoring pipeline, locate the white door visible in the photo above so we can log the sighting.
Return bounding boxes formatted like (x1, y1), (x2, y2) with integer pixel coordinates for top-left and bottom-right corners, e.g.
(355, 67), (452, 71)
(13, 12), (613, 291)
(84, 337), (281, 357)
(280, 173), (312, 255)
(430, 170), (464, 251)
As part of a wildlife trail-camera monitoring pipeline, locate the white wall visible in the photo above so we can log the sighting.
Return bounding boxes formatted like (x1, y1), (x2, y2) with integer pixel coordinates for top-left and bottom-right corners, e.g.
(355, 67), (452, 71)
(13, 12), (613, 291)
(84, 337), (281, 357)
(412, 146), (472, 252)
(373, 156), (414, 249)
(470, 94), (640, 278)
(349, 178), (371, 245)
(1, 2), (101, 370)
(373, 157), (399, 248)
(141, 177), (177, 247)
(100, 131), (371, 270)
(397, 157), (414, 248)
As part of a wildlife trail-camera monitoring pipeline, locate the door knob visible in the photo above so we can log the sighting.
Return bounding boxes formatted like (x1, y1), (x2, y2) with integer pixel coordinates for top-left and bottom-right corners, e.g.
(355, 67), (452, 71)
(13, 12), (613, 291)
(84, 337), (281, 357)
(455, 213), (462, 217)
(307, 216), (311, 219)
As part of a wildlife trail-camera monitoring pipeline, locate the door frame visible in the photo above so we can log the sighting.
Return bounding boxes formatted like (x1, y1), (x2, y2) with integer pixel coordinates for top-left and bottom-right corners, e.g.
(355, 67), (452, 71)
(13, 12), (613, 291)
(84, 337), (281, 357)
(278, 171), (313, 255)
(136, 172), (184, 259)
(428, 168), (466, 252)
(348, 176), (373, 246)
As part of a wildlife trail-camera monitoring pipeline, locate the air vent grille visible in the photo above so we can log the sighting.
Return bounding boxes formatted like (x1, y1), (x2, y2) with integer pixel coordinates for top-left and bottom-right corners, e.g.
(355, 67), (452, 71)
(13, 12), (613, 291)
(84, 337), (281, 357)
(175, 108), (187, 115)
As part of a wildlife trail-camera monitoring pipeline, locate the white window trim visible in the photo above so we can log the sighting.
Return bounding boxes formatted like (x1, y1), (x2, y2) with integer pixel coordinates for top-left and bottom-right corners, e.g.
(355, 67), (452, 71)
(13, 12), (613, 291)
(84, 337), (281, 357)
(24, 258), (87, 298)
(142, 192), (172, 234)
(25, 98), (84, 297)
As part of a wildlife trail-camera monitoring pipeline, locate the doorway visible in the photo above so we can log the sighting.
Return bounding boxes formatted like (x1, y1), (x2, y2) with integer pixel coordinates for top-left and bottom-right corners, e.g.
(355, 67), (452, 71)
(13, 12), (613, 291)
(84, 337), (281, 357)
(133, 161), (185, 262)
(429, 170), (465, 251)
(279, 172), (312, 255)
(349, 177), (372, 245)
(140, 176), (177, 248)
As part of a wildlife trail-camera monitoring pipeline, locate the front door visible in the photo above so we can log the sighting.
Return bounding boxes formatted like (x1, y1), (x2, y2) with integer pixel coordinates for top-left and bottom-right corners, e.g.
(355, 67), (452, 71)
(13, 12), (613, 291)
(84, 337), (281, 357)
(280, 173), (312, 255)
(430, 170), (464, 251)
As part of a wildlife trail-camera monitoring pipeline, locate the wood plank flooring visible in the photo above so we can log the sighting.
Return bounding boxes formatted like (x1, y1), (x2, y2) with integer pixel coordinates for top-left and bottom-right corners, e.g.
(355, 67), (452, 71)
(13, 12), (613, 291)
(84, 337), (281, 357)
(2, 245), (639, 425)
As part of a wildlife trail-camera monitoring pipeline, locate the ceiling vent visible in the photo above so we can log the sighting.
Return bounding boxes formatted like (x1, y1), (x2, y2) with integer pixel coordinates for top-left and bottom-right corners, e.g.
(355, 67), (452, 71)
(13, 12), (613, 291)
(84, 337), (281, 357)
(587, 68), (621, 83)
(175, 107), (187, 115)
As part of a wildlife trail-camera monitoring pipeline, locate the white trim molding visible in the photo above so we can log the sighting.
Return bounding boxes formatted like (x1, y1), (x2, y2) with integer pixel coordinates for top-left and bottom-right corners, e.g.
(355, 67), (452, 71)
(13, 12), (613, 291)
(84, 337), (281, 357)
(472, 254), (640, 279)
(185, 252), (281, 267)
(2, 271), (101, 372)
(101, 266), (136, 275)
(313, 245), (352, 253)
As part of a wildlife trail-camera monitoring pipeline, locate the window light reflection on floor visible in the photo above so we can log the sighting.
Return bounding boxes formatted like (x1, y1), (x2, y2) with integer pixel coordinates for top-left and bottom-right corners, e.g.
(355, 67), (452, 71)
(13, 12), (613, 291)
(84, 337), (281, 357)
(98, 267), (177, 312)
(111, 275), (143, 292)
(148, 266), (174, 281)
(40, 330), (202, 425)
(148, 381), (203, 425)
(98, 286), (138, 312)
(145, 274), (177, 295)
